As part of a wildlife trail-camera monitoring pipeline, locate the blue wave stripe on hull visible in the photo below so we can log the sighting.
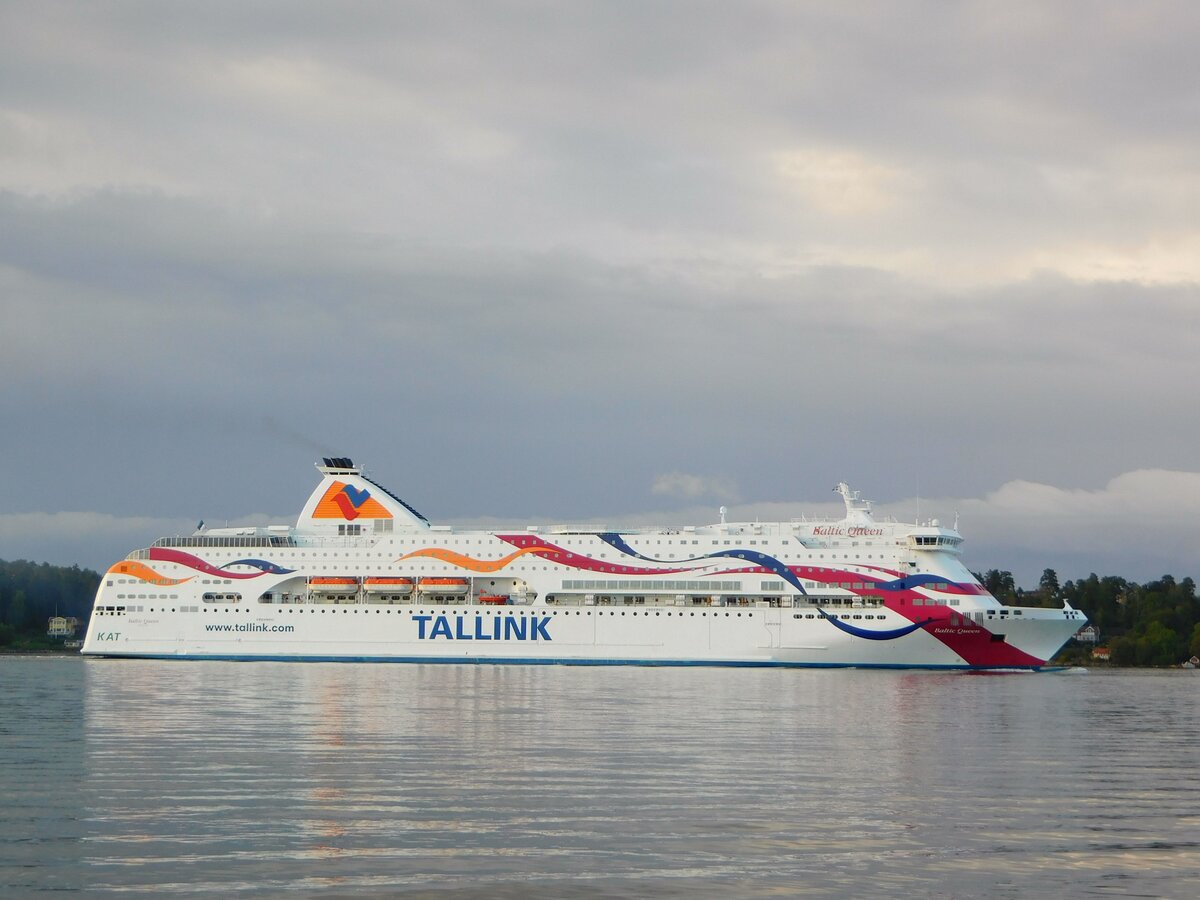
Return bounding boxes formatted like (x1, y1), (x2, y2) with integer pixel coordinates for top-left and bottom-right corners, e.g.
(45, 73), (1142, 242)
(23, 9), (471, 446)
(595, 533), (810, 595)
(817, 610), (934, 640)
(594, 533), (974, 596)
(225, 558), (296, 574)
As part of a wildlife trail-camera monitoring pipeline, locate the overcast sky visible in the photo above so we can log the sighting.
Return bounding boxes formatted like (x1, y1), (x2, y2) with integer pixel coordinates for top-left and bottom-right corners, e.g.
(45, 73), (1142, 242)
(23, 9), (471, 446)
(2, 1), (1198, 587)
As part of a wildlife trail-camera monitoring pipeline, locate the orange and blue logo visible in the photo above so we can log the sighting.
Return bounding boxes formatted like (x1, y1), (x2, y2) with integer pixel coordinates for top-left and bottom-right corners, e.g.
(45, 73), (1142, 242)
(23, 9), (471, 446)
(313, 481), (393, 520)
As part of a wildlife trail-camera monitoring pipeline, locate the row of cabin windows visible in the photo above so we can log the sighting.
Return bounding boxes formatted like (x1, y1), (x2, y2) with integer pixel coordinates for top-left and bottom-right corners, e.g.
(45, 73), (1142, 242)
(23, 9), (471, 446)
(113, 607), (943, 623)
(137, 546), (904, 568)
(111, 577), (231, 586)
(97, 606), (928, 621)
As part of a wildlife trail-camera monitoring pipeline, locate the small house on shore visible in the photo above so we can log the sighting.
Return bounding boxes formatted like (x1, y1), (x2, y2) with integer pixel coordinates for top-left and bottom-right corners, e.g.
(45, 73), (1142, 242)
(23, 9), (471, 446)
(47, 616), (80, 638)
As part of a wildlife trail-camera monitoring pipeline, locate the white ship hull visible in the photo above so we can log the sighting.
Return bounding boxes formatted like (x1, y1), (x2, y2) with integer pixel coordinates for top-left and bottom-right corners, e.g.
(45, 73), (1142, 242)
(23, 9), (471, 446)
(86, 604), (1083, 668)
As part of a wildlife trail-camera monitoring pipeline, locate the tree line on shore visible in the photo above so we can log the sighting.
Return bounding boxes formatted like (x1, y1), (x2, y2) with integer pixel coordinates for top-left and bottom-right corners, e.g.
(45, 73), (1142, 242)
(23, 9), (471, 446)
(0, 559), (100, 648)
(3, 557), (1198, 664)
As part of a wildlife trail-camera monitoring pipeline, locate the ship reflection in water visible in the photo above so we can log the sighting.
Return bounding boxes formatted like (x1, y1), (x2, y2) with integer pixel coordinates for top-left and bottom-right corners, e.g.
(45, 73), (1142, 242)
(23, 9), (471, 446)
(9, 659), (1192, 896)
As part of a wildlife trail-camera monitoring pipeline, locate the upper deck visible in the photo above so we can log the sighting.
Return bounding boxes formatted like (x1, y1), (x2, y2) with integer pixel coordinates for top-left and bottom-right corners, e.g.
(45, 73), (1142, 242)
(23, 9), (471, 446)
(132, 469), (966, 563)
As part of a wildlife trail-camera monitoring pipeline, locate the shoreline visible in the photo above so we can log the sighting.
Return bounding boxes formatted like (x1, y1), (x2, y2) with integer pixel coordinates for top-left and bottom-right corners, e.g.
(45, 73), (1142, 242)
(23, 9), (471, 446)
(0, 647), (82, 656)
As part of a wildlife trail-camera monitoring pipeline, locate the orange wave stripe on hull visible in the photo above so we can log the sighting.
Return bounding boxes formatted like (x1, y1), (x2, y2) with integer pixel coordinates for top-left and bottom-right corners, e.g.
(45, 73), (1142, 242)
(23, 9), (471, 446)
(106, 560), (193, 586)
(395, 546), (557, 572)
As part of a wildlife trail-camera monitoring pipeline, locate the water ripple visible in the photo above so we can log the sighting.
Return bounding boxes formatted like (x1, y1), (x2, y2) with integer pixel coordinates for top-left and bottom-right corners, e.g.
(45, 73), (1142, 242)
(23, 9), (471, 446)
(1, 658), (1197, 896)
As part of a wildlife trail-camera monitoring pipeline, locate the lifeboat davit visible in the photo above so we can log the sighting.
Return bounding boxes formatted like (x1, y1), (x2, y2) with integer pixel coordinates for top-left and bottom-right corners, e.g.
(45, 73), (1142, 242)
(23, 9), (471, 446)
(363, 577), (415, 594)
(417, 577), (470, 595)
(308, 576), (359, 594)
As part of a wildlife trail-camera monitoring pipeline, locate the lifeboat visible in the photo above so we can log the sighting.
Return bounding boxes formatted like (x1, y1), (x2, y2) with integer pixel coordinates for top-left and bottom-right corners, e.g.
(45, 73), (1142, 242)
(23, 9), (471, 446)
(478, 594), (509, 605)
(308, 576), (359, 594)
(363, 577), (415, 594)
(417, 577), (470, 595)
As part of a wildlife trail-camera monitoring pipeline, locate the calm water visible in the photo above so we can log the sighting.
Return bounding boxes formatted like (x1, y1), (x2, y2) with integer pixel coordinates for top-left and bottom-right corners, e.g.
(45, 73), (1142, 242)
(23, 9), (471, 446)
(1, 658), (1198, 898)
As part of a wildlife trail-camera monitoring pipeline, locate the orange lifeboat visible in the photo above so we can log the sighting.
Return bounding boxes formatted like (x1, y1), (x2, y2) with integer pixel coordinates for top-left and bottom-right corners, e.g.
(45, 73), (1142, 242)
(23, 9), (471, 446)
(363, 577), (415, 594)
(307, 576), (359, 594)
(478, 594), (509, 605)
(417, 577), (470, 595)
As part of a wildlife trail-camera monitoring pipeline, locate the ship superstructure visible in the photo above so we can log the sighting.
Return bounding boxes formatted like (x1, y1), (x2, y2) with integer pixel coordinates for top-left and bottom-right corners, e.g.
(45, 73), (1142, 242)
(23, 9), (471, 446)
(82, 459), (1086, 668)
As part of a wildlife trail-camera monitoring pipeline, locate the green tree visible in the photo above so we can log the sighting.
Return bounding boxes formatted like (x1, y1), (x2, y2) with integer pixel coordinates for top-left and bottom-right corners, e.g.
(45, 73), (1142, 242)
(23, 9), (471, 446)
(5, 589), (29, 630)
(1135, 621), (1180, 667)
(1109, 635), (1136, 666)
(982, 569), (1017, 601)
(1061, 574), (1128, 634)
(0, 558), (101, 638)
(1039, 568), (1060, 598)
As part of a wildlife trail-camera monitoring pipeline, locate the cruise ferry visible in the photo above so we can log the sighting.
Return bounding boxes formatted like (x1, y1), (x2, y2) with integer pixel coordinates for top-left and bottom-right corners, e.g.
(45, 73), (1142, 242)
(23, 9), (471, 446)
(82, 459), (1086, 668)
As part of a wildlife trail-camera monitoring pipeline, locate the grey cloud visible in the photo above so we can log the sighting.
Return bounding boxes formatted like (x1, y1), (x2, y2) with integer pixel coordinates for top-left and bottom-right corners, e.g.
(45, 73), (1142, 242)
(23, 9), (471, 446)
(2, 190), (1198, 500)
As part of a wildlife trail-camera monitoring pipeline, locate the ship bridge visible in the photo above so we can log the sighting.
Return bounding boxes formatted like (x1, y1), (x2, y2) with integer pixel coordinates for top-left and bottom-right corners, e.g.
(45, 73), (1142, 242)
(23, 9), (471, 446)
(906, 523), (964, 555)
